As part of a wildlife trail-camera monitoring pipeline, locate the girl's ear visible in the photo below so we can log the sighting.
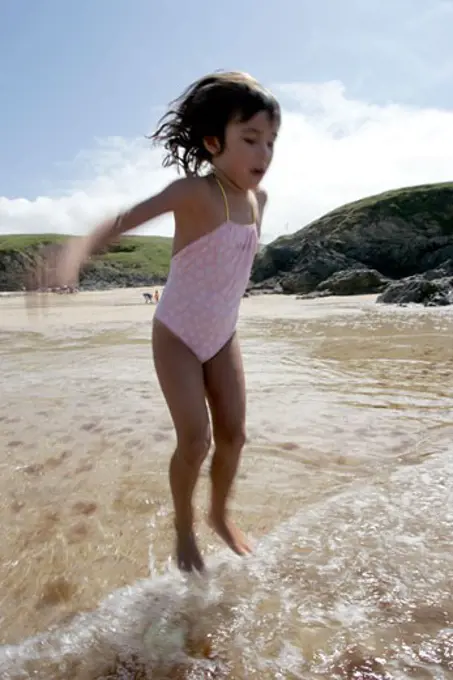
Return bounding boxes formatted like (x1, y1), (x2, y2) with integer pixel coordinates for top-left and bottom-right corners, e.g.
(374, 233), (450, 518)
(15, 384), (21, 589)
(203, 136), (221, 156)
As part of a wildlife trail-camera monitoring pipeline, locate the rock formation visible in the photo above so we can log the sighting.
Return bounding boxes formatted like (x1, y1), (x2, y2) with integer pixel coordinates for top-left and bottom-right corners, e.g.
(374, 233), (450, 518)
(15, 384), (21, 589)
(250, 182), (453, 305)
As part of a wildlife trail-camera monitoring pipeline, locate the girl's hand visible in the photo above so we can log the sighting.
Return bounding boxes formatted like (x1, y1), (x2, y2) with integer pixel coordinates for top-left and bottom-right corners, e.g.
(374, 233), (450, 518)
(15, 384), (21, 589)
(53, 237), (89, 289)
(26, 236), (89, 293)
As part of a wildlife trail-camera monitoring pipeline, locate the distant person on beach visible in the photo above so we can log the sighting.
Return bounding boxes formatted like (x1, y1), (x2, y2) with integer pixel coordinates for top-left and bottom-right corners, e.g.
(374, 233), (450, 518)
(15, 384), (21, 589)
(31, 71), (280, 572)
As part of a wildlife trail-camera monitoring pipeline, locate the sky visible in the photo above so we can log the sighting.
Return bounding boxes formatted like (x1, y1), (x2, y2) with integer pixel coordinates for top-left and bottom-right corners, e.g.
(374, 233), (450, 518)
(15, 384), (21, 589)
(1, 0), (453, 242)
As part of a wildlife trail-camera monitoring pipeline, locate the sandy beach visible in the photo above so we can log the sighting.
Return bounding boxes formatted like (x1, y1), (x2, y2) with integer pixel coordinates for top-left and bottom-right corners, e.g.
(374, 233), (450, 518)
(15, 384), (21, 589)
(1, 289), (453, 679)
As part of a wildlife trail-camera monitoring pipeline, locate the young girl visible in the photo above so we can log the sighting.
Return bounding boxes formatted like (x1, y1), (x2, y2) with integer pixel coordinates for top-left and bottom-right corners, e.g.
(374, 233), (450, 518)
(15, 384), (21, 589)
(38, 71), (281, 572)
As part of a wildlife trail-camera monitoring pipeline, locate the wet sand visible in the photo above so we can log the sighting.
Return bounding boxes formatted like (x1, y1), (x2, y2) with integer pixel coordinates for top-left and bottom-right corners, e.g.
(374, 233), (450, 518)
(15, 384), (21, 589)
(1, 289), (453, 679)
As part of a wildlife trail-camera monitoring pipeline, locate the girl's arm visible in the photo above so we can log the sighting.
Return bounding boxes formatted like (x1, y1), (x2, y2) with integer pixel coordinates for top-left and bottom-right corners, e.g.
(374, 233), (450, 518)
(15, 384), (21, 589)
(78, 178), (192, 258)
(44, 178), (193, 289)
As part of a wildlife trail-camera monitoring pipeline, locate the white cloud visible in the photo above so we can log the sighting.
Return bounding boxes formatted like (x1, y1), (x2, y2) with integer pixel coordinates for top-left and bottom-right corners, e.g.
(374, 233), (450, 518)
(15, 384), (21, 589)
(1, 80), (453, 243)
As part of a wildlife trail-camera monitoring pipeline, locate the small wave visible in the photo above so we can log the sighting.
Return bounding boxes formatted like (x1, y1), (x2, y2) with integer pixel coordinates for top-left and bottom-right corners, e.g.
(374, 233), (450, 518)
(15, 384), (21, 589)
(1, 448), (453, 679)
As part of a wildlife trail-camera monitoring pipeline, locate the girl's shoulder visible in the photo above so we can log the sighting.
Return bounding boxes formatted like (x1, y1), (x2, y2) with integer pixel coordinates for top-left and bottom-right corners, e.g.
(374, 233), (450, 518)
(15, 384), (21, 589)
(251, 187), (268, 226)
(254, 187), (268, 208)
(160, 176), (212, 217)
(173, 175), (212, 204)
(170, 176), (218, 231)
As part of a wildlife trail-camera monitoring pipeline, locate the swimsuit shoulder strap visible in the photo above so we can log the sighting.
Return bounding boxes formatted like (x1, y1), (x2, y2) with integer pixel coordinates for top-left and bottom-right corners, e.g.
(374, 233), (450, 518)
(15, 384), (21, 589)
(214, 176), (258, 224)
(214, 176), (230, 222)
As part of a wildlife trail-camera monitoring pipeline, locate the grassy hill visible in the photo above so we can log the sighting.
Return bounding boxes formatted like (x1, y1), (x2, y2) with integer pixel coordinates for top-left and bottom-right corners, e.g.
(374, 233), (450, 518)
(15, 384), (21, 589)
(295, 181), (453, 240)
(0, 234), (173, 291)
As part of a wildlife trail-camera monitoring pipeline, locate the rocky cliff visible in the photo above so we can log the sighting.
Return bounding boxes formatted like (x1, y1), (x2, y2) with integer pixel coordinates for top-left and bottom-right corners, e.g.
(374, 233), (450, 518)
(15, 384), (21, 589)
(250, 182), (453, 305)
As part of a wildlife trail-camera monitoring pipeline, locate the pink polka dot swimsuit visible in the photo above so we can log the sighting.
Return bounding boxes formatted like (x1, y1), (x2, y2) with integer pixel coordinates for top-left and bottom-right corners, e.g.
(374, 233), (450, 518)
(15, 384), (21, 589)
(154, 178), (259, 363)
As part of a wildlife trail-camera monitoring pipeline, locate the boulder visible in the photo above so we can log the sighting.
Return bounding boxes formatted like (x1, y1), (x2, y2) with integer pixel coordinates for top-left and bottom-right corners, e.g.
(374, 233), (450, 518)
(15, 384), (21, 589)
(376, 275), (453, 306)
(314, 268), (389, 296)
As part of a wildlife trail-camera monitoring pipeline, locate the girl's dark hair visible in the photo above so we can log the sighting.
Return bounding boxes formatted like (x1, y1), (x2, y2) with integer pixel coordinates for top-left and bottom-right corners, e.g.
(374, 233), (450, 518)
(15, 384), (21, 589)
(150, 71), (281, 176)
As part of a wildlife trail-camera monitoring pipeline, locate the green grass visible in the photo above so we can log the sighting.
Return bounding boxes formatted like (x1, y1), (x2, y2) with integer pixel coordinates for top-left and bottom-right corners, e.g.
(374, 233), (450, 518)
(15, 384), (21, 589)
(0, 234), (68, 251)
(302, 181), (453, 238)
(323, 181), (453, 216)
(97, 235), (172, 276)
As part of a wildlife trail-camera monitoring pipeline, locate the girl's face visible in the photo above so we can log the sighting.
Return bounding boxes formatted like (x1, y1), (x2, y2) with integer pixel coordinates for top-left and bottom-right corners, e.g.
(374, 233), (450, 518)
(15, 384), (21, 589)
(210, 110), (279, 190)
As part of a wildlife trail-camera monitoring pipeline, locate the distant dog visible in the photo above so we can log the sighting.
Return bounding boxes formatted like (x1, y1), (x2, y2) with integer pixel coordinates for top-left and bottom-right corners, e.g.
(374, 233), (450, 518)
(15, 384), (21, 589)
(143, 292), (153, 303)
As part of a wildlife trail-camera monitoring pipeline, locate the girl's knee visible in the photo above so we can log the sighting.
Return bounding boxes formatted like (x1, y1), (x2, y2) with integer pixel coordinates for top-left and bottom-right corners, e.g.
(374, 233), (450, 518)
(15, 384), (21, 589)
(215, 425), (246, 451)
(177, 427), (211, 464)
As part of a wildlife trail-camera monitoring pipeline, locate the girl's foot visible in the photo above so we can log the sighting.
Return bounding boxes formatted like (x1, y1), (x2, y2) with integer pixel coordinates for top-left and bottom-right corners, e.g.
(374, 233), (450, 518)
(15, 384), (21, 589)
(207, 512), (252, 556)
(175, 527), (205, 572)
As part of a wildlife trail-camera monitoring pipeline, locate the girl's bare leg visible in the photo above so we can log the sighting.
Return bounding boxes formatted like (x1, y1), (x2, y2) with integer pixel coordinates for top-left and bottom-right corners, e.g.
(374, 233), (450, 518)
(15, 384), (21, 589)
(152, 319), (211, 572)
(203, 333), (251, 556)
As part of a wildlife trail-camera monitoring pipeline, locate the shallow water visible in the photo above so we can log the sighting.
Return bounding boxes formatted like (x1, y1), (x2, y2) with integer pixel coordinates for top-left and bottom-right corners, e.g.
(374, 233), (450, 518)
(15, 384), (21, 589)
(1, 291), (453, 679)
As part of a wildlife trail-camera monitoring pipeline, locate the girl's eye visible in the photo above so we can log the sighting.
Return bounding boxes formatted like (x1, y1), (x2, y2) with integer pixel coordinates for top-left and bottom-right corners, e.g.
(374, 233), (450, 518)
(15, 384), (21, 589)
(244, 138), (256, 145)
